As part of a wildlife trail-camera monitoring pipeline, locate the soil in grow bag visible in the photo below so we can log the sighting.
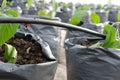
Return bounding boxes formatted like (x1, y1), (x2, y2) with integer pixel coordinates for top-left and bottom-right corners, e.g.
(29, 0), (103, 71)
(80, 37), (104, 47)
(80, 41), (96, 47)
(0, 37), (49, 65)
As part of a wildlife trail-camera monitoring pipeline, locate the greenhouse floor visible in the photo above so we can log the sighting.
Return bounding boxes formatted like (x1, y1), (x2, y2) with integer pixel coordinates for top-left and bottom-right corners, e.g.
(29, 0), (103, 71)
(54, 29), (67, 80)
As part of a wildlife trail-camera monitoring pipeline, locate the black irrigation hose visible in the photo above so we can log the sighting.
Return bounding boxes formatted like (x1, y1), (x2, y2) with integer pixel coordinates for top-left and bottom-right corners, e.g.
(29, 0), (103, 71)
(0, 18), (106, 39)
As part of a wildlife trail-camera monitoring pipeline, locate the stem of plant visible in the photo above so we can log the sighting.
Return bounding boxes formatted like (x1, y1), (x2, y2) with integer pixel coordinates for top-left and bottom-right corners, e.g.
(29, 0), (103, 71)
(26, 47), (31, 53)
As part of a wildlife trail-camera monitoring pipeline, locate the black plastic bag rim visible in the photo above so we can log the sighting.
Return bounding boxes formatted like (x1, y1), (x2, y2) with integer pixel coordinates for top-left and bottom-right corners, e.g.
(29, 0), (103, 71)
(0, 61), (57, 65)
(0, 18), (106, 38)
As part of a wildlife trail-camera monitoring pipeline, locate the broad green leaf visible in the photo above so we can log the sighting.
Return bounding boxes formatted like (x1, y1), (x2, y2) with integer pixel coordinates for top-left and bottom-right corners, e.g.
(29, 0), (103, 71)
(109, 40), (120, 48)
(27, 0), (33, 9)
(70, 7), (87, 25)
(0, 23), (18, 46)
(105, 24), (116, 43)
(90, 24), (120, 49)
(1, 0), (7, 10)
(118, 13), (120, 22)
(104, 24), (110, 34)
(70, 17), (81, 25)
(0, 12), (19, 46)
(103, 25), (115, 45)
(89, 23), (120, 49)
(102, 24), (117, 48)
(5, 9), (19, 17)
(0, 9), (18, 17)
(38, 10), (52, 18)
(91, 13), (100, 24)
(4, 43), (17, 63)
(52, 0), (58, 12)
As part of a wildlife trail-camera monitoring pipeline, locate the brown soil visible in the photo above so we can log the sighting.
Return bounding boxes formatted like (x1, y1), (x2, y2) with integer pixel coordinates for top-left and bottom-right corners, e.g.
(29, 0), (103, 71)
(0, 37), (49, 65)
(80, 41), (96, 47)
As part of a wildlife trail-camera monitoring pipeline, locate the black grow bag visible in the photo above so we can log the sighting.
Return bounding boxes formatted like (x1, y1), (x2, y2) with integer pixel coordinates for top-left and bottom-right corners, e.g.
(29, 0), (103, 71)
(96, 11), (108, 23)
(0, 31), (57, 80)
(19, 15), (61, 60)
(81, 12), (91, 24)
(65, 37), (120, 80)
(55, 10), (72, 23)
(108, 10), (118, 22)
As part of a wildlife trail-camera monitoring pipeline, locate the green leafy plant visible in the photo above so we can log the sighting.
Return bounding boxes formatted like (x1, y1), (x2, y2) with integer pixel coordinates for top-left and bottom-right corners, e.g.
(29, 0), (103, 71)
(1, 0), (7, 10)
(38, 10), (52, 18)
(52, 0), (58, 12)
(0, 0), (19, 63)
(37, 0), (52, 18)
(38, 0), (58, 18)
(91, 23), (120, 49)
(90, 13), (100, 24)
(63, 2), (72, 9)
(27, 0), (33, 10)
(70, 7), (88, 25)
(97, 4), (103, 10)
(102, 23), (120, 48)
(4, 43), (17, 63)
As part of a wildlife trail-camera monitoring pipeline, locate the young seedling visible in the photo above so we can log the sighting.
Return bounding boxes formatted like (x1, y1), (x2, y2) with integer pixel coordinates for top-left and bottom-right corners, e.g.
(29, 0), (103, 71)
(4, 43), (17, 63)
(37, 0), (52, 18)
(102, 23), (120, 48)
(70, 7), (88, 25)
(26, 47), (31, 54)
(90, 13), (100, 24)
(97, 4), (103, 10)
(38, 10), (52, 18)
(27, 0), (33, 10)
(37, 0), (58, 18)
(90, 23), (120, 49)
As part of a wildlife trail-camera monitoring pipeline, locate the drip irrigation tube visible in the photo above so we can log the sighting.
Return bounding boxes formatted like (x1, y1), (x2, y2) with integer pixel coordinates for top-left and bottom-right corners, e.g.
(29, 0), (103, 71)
(0, 18), (106, 38)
